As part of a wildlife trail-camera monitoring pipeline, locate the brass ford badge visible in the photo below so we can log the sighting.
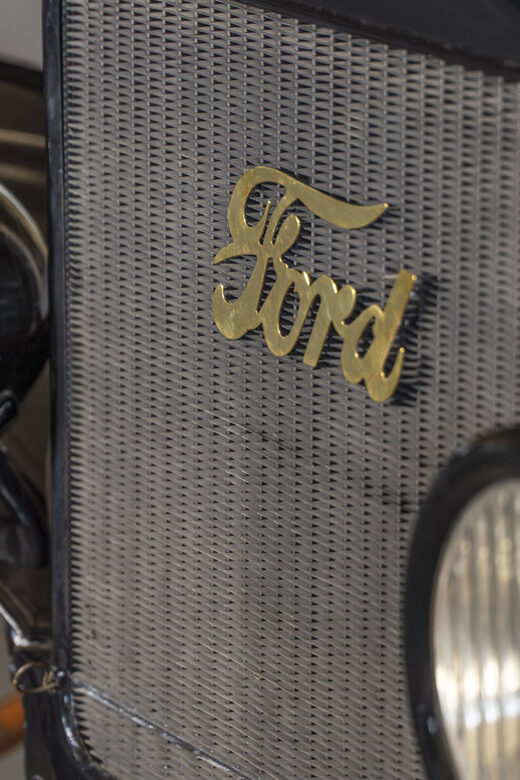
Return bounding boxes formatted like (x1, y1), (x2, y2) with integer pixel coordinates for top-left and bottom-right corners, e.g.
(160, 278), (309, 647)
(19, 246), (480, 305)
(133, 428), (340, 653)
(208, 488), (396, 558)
(213, 166), (415, 403)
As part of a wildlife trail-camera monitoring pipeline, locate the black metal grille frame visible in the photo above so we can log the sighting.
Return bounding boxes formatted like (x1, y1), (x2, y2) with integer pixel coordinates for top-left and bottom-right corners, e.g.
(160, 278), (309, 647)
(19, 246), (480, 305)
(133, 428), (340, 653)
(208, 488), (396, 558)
(41, 0), (520, 778)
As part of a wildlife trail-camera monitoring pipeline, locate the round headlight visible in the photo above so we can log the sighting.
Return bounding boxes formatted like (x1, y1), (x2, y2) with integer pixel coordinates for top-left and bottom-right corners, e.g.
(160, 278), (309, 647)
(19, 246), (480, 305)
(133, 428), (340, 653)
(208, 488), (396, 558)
(433, 479), (520, 779)
(406, 431), (520, 780)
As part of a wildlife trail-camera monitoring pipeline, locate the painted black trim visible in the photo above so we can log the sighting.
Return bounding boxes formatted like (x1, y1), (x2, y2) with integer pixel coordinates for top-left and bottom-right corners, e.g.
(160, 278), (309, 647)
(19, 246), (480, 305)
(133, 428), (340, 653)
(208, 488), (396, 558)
(24, 680), (113, 780)
(233, 0), (520, 80)
(259, 0), (520, 77)
(406, 429), (520, 779)
(44, 0), (66, 674)
(23, 669), (112, 779)
(44, 0), (67, 676)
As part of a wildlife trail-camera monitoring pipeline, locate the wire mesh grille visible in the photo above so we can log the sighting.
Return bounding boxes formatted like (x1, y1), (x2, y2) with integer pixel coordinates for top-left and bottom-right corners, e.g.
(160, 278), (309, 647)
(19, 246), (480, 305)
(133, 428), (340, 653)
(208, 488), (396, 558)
(61, 0), (520, 777)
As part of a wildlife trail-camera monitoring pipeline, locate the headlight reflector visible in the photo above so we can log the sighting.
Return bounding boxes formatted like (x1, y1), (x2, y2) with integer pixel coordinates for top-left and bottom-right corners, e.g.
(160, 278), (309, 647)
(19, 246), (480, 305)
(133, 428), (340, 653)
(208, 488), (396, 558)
(433, 479), (520, 779)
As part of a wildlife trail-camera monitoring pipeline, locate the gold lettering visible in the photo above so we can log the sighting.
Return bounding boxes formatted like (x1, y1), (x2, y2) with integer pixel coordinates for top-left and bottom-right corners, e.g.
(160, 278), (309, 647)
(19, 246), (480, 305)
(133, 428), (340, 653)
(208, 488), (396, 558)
(213, 166), (416, 403)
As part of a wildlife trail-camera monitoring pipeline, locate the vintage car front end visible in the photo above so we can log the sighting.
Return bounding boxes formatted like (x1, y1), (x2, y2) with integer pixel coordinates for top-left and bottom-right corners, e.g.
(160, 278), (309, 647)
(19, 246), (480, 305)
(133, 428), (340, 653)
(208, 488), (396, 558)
(1, 0), (520, 778)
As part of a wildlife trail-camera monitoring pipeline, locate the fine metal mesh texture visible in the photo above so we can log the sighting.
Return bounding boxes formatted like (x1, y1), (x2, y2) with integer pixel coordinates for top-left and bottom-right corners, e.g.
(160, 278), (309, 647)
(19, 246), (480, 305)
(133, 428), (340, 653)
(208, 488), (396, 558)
(61, 0), (520, 777)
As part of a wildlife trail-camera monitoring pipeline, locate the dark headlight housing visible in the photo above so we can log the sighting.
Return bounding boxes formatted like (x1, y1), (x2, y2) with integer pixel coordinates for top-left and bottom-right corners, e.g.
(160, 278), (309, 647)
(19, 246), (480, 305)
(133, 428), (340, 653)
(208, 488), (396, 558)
(406, 429), (520, 780)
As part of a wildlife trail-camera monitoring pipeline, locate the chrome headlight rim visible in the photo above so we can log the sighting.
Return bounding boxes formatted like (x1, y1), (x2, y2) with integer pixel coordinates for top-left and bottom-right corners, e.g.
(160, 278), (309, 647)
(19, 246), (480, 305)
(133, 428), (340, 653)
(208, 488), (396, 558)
(405, 428), (520, 780)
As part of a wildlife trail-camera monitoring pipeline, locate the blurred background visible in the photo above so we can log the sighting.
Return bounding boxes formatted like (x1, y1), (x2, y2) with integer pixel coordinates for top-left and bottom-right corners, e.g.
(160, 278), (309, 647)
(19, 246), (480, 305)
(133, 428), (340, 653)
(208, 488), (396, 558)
(0, 0), (42, 71)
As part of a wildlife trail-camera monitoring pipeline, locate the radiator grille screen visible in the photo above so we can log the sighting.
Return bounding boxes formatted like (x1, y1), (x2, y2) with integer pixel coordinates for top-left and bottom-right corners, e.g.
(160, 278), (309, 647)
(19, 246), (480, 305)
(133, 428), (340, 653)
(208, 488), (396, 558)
(61, 0), (520, 777)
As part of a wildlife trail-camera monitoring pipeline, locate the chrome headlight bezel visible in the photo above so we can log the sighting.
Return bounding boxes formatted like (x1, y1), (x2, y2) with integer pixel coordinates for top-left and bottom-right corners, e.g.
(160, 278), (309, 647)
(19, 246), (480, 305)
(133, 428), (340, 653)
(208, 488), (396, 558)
(406, 429), (520, 780)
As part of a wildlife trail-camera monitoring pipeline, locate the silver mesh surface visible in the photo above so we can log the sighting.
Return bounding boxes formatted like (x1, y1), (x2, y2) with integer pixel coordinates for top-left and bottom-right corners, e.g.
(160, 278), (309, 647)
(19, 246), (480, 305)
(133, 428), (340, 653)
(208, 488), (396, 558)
(61, 0), (520, 777)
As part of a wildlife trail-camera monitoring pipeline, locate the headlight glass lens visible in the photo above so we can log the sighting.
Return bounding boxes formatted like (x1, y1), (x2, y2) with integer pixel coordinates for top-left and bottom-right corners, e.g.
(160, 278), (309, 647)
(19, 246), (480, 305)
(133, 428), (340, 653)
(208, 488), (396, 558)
(433, 479), (520, 780)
